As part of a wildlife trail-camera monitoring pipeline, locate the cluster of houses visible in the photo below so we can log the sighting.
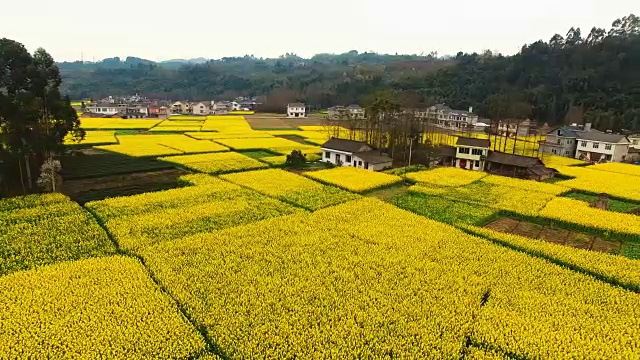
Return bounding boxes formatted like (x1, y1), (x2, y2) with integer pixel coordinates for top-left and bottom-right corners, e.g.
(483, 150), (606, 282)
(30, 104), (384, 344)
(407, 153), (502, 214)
(541, 123), (640, 163)
(319, 136), (556, 180)
(79, 95), (260, 119)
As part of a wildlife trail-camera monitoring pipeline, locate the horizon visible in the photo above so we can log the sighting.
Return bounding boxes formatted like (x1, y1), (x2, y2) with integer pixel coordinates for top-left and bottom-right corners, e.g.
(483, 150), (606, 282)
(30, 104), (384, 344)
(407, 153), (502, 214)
(1, 0), (636, 62)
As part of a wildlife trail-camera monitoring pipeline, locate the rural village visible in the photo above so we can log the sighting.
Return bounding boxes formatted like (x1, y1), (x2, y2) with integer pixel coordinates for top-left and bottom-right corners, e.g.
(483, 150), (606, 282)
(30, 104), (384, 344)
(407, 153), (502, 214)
(1, 9), (640, 360)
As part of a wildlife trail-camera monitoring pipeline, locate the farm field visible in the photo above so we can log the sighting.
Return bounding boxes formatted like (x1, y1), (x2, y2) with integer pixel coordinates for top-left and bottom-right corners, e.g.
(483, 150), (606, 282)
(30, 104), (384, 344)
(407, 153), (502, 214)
(2, 114), (640, 358)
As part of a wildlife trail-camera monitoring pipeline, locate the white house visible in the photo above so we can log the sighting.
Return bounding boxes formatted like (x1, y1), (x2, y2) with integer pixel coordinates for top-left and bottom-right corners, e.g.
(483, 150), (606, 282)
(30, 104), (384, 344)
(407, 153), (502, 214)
(171, 101), (189, 114)
(575, 132), (631, 163)
(192, 102), (211, 115)
(85, 103), (121, 115)
(320, 138), (393, 171)
(287, 103), (306, 118)
(417, 104), (479, 130)
(628, 133), (640, 149)
(454, 137), (490, 171)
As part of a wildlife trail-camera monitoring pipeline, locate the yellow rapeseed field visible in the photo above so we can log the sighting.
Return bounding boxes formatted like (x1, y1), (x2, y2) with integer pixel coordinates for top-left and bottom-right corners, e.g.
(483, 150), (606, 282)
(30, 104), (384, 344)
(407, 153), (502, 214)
(97, 134), (228, 157)
(0, 194), (115, 276)
(590, 162), (640, 177)
(201, 116), (253, 132)
(186, 131), (275, 140)
(214, 137), (320, 154)
(0, 256), (206, 359)
(64, 130), (117, 145)
(539, 197), (640, 237)
(541, 154), (587, 168)
(142, 198), (640, 359)
(407, 167), (487, 187)
(160, 152), (267, 174)
(554, 165), (640, 201)
(221, 169), (359, 210)
(464, 225), (640, 291)
(87, 180), (301, 251)
(409, 181), (554, 216)
(80, 117), (162, 130)
(303, 166), (402, 192)
(480, 175), (570, 195)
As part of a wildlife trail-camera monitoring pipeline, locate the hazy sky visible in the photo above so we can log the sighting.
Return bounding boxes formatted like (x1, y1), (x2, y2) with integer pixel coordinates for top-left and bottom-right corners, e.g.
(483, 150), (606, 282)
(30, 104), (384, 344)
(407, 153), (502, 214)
(1, 0), (636, 62)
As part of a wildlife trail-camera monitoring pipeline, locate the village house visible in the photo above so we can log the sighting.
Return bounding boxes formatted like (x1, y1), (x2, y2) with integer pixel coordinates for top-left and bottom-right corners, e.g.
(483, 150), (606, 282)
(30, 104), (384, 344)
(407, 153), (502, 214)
(287, 103), (306, 118)
(541, 126), (580, 157)
(85, 103), (121, 116)
(454, 137), (491, 171)
(171, 101), (190, 114)
(575, 131), (630, 163)
(486, 152), (556, 181)
(627, 132), (640, 149)
(192, 102), (211, 115)
(328, 104), (366, 120)
(320, 138), (393, 171)
(496, 119), (533, 137)
(416, 104), (479, 130)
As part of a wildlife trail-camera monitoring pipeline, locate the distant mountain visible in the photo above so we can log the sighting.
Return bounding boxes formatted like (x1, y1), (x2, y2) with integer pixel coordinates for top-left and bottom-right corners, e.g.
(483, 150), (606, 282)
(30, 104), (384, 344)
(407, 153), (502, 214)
(160, 58), (208, 64)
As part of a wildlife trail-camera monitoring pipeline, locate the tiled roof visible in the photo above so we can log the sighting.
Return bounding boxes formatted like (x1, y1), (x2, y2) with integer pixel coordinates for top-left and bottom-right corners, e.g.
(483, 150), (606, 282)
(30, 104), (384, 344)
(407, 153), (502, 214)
(487, 151), (541, 168)
(321, 138), (374, 153)
(576, 131), (629, 143)
(354, 151), (392, 164)
(457, 137), (490, 148)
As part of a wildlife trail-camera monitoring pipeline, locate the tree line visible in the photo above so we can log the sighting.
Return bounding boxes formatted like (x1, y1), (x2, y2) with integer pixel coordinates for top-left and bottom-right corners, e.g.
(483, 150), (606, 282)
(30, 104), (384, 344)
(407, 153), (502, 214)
(59, 14), (640, 131)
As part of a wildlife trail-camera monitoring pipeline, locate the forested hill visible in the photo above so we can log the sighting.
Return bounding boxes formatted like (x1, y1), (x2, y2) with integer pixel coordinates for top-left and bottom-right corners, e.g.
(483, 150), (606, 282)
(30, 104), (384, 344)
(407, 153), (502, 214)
(60, 14), (640, 130)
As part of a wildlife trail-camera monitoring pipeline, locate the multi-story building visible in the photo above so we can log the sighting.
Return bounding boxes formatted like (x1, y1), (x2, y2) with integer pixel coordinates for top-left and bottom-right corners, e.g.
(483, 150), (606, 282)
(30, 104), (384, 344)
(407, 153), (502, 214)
(496, 119), (533, 137)
(191, 102), (211, 115)
(85, 103), (121, 115)
(417, 104), (479, 130)
(287, 103), (306, 118)
(454, 137), (490, 171)
(541, 126), (579, 157)
(575, 132), (631, 163)
(328, 104), (365, 120)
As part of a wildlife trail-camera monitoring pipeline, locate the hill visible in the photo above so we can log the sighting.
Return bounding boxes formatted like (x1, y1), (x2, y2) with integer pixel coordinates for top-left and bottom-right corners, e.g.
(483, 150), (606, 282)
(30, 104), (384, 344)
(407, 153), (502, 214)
(58, 14), (640, 130)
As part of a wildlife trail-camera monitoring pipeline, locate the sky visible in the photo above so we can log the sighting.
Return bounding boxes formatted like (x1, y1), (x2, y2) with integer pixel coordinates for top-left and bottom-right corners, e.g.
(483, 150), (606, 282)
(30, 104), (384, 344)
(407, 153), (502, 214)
(0, 0), (636, 62)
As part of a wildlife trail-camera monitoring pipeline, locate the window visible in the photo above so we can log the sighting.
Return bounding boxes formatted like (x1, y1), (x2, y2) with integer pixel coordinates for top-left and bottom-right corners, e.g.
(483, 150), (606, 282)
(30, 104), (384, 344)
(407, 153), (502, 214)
(358, 161), (362, 166)
(581, 141), (587, 147)
(605, 144), (612, 150)
(335, 154), (341, 162)
(474, 160), (480, 168)
(324, 151), (330, 159)
(605, 154), (612, 161)
(593, 142), (599, 149)
(458, 147), (470, 154)
(557, 139), (562, 145)
(472, 149), (483, 156)
(346, 155), (352, 163)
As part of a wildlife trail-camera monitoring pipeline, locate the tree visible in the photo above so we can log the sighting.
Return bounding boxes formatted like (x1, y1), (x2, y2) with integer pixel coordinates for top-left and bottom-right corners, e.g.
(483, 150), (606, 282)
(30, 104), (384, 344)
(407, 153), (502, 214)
(285, 150), (307, 166)
(36, 158), (62, 192)
(0, 39), (80, 194)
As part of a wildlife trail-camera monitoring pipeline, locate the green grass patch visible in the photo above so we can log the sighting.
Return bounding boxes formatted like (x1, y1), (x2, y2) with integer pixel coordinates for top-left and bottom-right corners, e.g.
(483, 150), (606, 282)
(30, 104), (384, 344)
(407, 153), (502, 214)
(562, 191), (640, 213)
(238, 150), (281, 159)
(389, 192), (498, 226)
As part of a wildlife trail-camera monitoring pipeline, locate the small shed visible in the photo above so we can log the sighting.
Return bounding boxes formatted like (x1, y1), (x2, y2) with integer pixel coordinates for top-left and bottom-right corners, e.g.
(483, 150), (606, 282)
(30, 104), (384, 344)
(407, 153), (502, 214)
(486, 151), (555, 181)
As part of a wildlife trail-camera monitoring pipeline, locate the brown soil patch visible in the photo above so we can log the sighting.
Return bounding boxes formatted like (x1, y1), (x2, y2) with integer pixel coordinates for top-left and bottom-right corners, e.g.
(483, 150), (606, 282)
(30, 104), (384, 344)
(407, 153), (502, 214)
(484, 218), (520, 233)
(484, 217), (623, 254)
(62, 169), (188, 204)
(511, 221), (544, 238)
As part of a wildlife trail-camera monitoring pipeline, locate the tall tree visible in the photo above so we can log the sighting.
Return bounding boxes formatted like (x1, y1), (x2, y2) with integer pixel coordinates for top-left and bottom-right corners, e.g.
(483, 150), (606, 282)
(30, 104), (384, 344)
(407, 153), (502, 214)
(0, 39), (80, 194)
